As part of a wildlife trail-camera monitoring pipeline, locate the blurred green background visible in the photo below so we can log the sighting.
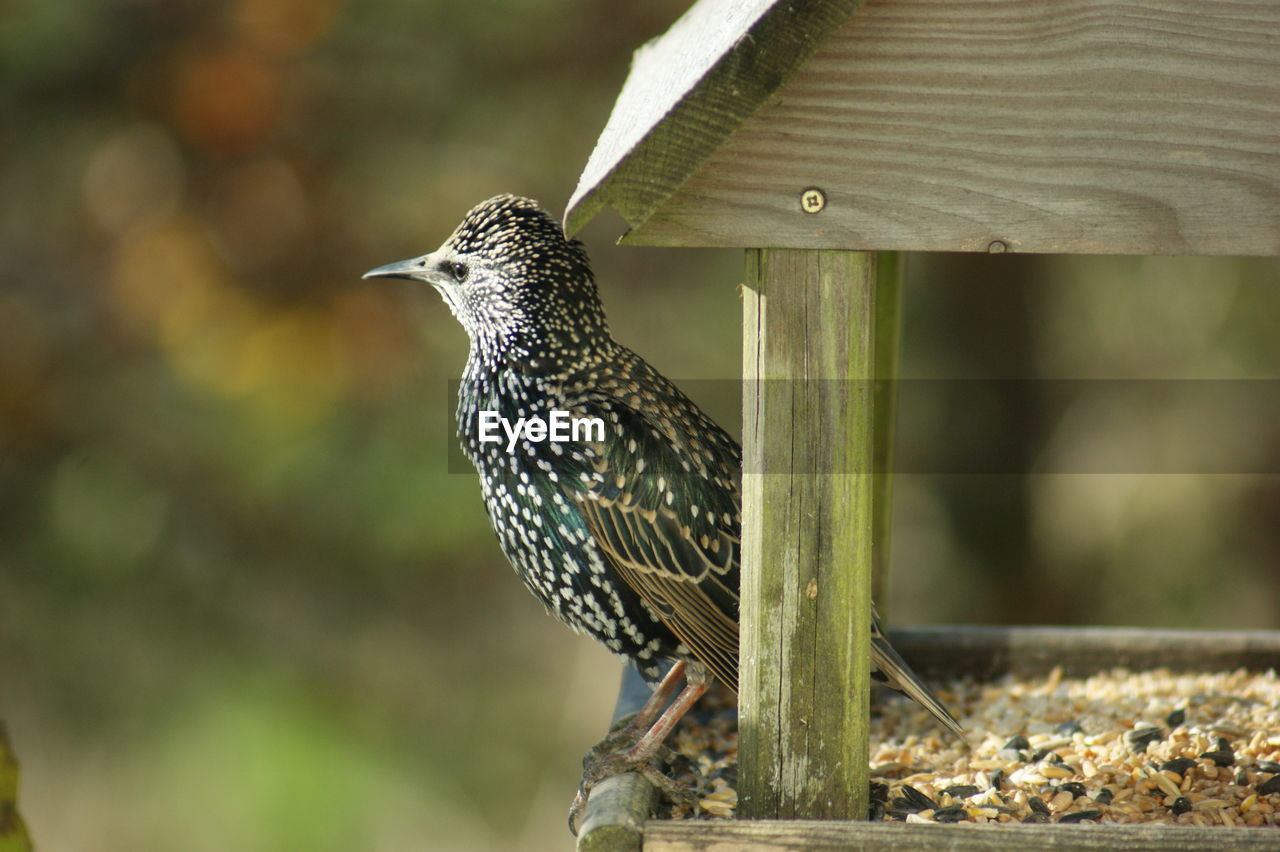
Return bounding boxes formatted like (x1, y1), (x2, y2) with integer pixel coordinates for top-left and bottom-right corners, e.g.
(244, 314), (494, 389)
(0, 1), (1276, 850)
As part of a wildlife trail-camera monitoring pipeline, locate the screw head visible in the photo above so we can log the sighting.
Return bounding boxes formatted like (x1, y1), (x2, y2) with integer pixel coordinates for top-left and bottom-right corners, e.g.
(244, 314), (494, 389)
(800, 187), (826, 214)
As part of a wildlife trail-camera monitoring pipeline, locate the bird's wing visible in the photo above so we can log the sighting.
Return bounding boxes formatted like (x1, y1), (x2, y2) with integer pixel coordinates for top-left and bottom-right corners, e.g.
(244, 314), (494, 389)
(558, 371), (962, 739)
(564, 395), (742, 692)
(577, 493), (740, 692)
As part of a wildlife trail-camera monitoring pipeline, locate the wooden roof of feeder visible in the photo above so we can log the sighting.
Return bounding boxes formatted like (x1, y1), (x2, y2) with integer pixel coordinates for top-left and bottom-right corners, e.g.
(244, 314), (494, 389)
(566, 0), (1280, 256)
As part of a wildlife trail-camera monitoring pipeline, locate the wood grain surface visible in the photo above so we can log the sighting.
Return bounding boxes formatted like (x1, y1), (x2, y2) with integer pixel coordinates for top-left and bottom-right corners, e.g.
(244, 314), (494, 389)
(739, 249), (879, 820)
(624, 0), (1280, 255)
(643, 819), (1280, 850)
(566, 0), (864, 236)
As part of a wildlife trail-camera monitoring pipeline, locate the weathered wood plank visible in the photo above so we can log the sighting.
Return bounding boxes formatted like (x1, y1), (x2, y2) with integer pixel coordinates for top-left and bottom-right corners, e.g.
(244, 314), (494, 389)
(623, 0), (1280, 255)
(740, 249), (878, 820)
(0, 723), (32, 852)
(565, 0), (865, 236)
(577, 772), (656, 852)
(643, 820), (1280, 850)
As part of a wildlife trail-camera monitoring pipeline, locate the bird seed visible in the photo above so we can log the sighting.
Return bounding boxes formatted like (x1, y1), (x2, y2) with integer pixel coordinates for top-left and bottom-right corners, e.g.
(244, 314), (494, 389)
(660, 665), (1280, 828)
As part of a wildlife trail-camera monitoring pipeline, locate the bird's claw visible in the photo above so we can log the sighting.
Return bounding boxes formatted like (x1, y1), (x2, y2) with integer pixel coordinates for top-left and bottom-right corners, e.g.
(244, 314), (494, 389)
(567, 743), (700, 836)
(581, 726), (644, 768)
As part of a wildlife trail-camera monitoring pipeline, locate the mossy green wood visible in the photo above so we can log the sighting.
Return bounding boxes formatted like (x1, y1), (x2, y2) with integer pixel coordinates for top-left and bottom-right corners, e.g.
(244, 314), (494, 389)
(740, 248), (877, 820)
(871, 252), (902, 611)
(576, 772), (653, 852)
(0, 724), (32, 852)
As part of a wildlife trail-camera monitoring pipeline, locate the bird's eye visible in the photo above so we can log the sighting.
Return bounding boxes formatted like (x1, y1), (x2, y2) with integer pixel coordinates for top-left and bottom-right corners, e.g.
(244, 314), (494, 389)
(450, 262), (469, 282)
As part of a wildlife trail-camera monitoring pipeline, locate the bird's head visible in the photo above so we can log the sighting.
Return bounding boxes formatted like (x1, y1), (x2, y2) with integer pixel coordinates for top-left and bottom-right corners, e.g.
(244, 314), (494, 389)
(364, 194), (610, 373)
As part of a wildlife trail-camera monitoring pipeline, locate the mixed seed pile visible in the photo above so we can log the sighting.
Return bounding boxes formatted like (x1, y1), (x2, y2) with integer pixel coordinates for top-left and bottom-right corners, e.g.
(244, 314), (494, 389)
(662, 666), (1280, 828)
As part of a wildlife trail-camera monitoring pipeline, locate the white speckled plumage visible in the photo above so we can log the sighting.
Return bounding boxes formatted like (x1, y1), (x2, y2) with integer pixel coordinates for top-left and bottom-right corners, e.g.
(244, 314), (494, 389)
(366, 195), (962, 740)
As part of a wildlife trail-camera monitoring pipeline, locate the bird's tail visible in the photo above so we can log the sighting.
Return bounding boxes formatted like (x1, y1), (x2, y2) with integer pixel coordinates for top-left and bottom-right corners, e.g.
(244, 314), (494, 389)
(870, 610), (967, 742)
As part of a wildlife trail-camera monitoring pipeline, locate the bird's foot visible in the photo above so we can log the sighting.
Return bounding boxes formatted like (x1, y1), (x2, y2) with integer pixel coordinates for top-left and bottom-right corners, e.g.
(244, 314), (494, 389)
(569, 668), (711, 835)
(588, 713), (646, 757)
(567, 741), (699, 836)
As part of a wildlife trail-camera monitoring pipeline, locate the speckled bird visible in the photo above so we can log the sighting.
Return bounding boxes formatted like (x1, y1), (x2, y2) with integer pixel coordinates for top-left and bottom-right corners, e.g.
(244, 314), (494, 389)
(365, 195), (963, 811)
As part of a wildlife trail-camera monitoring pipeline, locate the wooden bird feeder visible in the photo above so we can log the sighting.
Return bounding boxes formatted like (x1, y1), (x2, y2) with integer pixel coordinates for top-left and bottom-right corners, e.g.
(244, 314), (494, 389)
(0, 723), (32, 852)
(564, 0), (1280, 849)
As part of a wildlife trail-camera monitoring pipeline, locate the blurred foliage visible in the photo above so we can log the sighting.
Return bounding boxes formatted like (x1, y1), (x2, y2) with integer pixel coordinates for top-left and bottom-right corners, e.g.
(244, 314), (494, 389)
(0, 1), (1276, 851)
(892, 253), (1280, 631)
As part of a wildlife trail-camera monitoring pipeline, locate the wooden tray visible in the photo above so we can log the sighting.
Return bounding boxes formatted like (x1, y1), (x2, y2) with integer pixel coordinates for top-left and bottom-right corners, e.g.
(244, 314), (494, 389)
(577, 626), (1280, 851)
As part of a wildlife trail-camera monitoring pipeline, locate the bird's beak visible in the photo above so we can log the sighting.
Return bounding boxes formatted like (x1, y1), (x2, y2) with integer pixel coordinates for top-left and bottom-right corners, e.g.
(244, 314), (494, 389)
(362, 255), (431, 282)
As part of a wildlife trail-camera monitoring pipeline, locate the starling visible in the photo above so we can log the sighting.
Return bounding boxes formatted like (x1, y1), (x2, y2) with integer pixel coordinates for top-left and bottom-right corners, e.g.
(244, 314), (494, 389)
(364, 194), (963, 821)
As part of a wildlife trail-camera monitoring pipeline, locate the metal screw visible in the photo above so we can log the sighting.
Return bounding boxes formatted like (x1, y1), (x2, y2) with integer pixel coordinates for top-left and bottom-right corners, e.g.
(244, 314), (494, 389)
(800, 187), (826, 214)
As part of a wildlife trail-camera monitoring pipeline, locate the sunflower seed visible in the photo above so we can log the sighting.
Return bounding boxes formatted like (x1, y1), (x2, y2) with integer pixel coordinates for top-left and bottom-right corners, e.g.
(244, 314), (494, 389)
(900, 784), (938, 812)
(1127, 726), (1164, 753)
(1059, 782), (1087, 798)
(1160, 757), (1197, 776)
(942, 784), (980, 799)
(1056, 720), (1084, 737)
(1003, 734), (1030, 752)
(1200, 749), (1235, 767)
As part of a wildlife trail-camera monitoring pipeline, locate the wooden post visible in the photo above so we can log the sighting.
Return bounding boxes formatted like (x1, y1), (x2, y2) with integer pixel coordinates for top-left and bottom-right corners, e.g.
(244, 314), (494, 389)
(739, 249), (876, 820)
(0, 722), (32, 852)
(871, 252), (902, 611)
(576, 773), (654, 852)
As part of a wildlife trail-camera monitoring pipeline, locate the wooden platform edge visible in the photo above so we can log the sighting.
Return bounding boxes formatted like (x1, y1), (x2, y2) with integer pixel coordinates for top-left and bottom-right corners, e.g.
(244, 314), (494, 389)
(643, 820), (1280, 851)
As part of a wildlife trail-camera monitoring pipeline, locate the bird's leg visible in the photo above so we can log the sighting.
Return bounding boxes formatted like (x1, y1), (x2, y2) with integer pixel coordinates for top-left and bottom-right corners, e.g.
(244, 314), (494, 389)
(615, 672), (707, 766)
(570, 665), (710, 835)
(594, 661), (687, 754)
